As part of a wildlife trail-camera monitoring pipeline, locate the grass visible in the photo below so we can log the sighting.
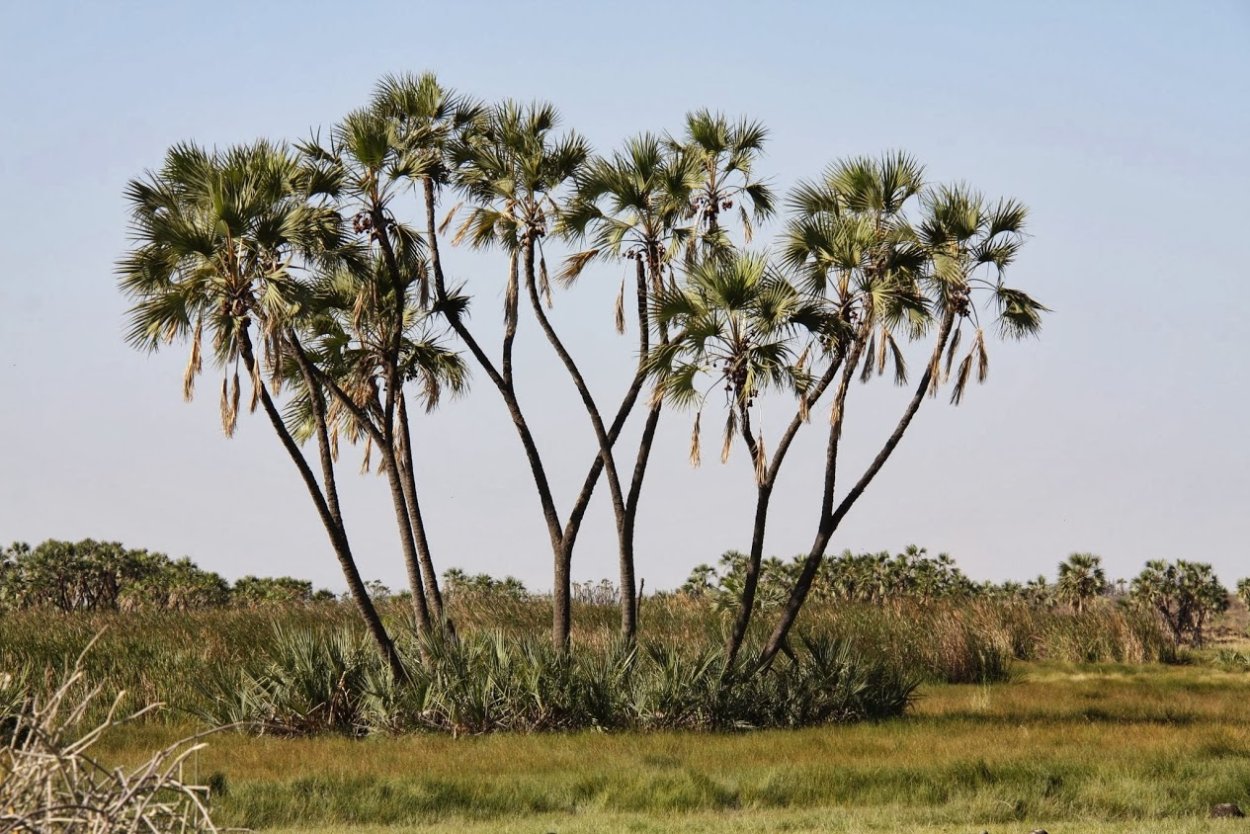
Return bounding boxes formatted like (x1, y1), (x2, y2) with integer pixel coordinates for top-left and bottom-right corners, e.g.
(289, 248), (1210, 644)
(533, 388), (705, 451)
(85, 660), (1250, 832)
(4, 600), (1245, 831)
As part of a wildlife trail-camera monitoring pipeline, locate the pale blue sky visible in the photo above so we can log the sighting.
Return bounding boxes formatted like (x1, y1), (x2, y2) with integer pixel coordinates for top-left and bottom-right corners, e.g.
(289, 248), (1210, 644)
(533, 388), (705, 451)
(1, 1), (1247, 591)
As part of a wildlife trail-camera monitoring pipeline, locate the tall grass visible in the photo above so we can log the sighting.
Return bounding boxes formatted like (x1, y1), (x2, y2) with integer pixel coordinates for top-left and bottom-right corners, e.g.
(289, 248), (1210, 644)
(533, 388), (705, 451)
(0, 596), (1175, 734)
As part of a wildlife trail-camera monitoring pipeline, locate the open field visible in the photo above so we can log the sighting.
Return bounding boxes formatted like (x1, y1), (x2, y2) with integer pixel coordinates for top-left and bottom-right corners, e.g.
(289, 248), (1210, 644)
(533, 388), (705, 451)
(83, 659), (1250, 833)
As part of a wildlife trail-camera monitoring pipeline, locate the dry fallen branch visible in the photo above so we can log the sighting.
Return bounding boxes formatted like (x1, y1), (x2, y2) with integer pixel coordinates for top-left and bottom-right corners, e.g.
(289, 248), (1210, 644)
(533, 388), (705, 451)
(0, 643), (220, 833)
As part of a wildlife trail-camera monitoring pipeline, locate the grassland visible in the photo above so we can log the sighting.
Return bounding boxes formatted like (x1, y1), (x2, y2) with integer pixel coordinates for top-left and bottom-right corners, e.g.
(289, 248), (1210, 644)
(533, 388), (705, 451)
(79, 659), (1250, 832)
(6, 600), (1249, 832)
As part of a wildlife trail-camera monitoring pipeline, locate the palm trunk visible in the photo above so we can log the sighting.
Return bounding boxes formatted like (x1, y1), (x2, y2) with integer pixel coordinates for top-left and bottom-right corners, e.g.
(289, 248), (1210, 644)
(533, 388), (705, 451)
(397, 393), (449, 627)
(719, 352), (845, 671)
(364, 201), (439, 638)
(522, 237), (634, 645)
(424, 182), (568, 646)
(757, 309), (957, 669)
(239, 328), (404, 680)
(378, 437), (434, 635)
(287, 335), (435, 636)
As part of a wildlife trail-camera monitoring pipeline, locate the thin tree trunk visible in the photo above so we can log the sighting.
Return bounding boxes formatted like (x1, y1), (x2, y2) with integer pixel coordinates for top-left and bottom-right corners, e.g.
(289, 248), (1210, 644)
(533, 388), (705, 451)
(360, 200), (441, 637)
(397, 392), (449, 627)
(757, 309), (957, 668)
(285, 332), (434, 637)
(523, 238), (633, 644)
(238, 328), (404, 680)
(719, 353), (845, 671)
(425, 183), (568, 646)
(377, 437), (434, 635)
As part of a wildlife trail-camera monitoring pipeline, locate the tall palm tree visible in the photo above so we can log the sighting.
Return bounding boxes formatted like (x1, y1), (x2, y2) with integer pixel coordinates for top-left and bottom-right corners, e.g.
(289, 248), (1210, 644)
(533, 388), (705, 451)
(758, 163), (1046, 668)
(116, 141), (405, 678)
(295, 105), (456, 635)
(1056, 552), (1108, 613)
(647, 250), (840, 667)
(554, 134), (700, 639)
(447, 99), (613, 648)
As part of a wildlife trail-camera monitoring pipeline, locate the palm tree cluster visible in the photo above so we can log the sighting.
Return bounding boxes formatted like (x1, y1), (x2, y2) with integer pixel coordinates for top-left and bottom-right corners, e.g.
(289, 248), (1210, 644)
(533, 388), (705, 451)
(118, 73), (1046, 679)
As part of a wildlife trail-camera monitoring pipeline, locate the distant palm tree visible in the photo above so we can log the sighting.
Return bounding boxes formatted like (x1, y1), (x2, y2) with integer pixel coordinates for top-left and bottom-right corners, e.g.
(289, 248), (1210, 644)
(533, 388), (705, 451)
(1237, 577), (1250, 610)
(116, 141), (404, 677)
(1056, 553), (1108, 613)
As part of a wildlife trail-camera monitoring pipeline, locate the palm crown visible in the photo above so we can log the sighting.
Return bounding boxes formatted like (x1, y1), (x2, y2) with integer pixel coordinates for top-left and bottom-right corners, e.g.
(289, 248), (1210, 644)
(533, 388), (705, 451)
(647, 252), (836, 470)
(118, 141), (344, 434)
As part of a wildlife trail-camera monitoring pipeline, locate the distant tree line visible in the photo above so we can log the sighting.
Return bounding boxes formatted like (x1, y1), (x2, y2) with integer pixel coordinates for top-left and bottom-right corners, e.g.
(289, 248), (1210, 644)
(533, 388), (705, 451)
(680, 549), (1236, 646)
(2, 539), (1238, 647)
(0, 539), (334, 612)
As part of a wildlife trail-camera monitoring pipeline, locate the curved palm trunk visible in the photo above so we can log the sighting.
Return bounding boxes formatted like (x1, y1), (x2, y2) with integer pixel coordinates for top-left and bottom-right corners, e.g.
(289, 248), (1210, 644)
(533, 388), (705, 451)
(378, 438), (435, 635)
(286, 332), (435, 638)
(719, 355), (845, 672)
(239, 328), (405, 680)
(522, 238), (636, 644)
(757, 309), (957, 669)
(368, 202), (443, 638)
(423, 180), (568, 646)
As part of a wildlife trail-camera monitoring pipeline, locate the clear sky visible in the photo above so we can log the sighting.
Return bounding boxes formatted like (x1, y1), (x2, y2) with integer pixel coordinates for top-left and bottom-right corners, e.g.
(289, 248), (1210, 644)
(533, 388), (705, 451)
(1, 0), (1247, 593)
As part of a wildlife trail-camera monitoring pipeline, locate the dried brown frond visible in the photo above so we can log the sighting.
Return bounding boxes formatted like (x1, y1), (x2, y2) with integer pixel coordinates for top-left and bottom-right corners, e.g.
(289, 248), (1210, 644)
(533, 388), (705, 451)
(557, 249), (599, 286)
(974, 328), (989, 383)
(951, 352), (974, 405)
(539, 254), (553, 308)
(944, 324), (962, 380)
(438, 201), (463, 236)
(721, 409), (737, 464)
(505, 252), (519, 322)
(182, 317), (203, 402)
(360, 435), (373, 474)
(860, 332), (877, 383)
(689, 412), (702, 468)
(754, 431), (768, 486)
(875, 326), (889, 376)
(230, 370), (241, 429)
(614, 278), (626, 335)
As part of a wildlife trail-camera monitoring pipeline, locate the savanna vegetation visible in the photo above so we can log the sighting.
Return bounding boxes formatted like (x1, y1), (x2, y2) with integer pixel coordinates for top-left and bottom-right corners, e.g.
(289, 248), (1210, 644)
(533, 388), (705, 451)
(3, 544), (1248, 831)
(4, 72), (1246, 832)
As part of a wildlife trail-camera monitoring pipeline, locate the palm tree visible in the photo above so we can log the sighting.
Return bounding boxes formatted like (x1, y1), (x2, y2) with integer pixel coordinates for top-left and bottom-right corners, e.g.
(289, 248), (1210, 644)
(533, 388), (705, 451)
(116, 141), (404, 678)
(1237, 578), (1250, 610)
(294, 104), (462, 635)
(447, 99), (613, 648)
(670, 110), (776, 260)
(758, 157), (1047, 669)
(647, 250), (839, 667)
(555, 133), (700, 639)
(1056, 552), (1108, 613)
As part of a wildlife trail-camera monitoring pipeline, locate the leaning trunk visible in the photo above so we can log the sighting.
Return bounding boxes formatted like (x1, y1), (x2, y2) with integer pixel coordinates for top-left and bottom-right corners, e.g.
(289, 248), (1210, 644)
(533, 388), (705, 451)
(724, 482), (774, 671)
(239, 328), (405, 680)
(758, 310), (957, 668)
(378, 439), (434, 636)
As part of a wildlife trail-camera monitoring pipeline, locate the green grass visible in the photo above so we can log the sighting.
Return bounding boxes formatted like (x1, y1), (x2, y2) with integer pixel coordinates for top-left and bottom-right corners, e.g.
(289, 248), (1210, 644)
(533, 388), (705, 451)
(89, 661), (1250, 832)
